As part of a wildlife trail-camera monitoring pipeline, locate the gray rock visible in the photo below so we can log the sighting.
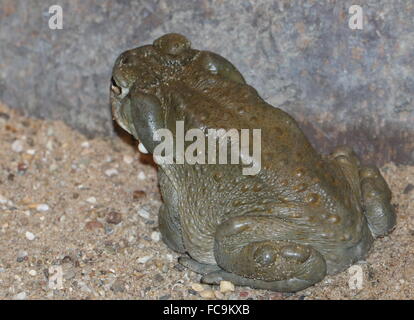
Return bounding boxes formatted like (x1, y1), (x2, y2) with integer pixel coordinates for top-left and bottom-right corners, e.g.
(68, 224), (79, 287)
(0, 0), (413, 165)
(13, 292), (27, 300)
(111, 279), (126, 293)
(63, 269), (76, 280)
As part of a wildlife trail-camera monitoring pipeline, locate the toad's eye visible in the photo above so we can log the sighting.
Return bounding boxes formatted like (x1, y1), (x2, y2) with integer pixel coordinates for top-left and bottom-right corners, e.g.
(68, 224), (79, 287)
(111, 77), (122, 95)
(121, 56), (132, 65)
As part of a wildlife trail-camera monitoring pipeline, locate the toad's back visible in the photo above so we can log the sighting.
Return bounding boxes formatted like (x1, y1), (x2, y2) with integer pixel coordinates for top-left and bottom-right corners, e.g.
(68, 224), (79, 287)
(157, 62), (368, 271)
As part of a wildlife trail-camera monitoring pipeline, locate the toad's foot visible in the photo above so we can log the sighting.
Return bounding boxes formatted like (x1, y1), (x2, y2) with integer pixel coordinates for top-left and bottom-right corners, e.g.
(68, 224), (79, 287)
(178, 256), (221, 274)
(331, 146), (396, 238)
(209, 216), (327, 292)
(360, 166), (396, 237)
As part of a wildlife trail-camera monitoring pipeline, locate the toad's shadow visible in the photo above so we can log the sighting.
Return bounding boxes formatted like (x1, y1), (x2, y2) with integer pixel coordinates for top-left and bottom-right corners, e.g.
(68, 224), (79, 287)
(113, 120), (157, 170)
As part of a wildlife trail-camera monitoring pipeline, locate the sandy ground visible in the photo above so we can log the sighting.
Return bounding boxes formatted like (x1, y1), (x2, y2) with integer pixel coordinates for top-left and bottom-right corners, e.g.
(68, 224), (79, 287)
(0, 102), (413, 300)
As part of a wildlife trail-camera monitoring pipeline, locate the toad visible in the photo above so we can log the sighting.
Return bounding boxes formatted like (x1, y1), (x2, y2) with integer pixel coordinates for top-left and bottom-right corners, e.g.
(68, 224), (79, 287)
(110, 33), (395, 292)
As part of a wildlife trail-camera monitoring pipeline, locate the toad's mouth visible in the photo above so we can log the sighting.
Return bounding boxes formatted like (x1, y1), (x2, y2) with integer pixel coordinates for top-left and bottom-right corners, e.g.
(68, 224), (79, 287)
(110, 77), (151, 155)
(110, 77), (137, 137)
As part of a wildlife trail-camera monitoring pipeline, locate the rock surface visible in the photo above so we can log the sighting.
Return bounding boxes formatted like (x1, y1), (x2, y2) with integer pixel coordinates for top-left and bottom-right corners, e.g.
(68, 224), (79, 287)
(0, 0), (413, 165)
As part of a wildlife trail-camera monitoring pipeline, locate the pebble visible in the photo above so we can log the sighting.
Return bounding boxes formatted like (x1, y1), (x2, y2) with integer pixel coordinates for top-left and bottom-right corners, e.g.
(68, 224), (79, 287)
(403, 183), (414, 194)
(25, 231), (36, 241)
(138, 171), (146, 180)
(159, 294), (171, 300)
(187, 289), (198, 295)
(61, 255), (72, 264)
(154, 273), (164, 282)
(106, 211), (122, 224)
(151, 231), (161, 242)
(123, 155), (134, 164)
(28, 269), (37, 276)
(199, 290), (215, 299)
(11, 140), (24, 153)
(26, 149), (36, 155)
(132, 190), (147, 200)
(105, 168), (118, 177)
(191, 283), (205, 292)
(161, 264), (169, 273)
(137, 255), (152, 264)
(85, 220), (104, 230)
(403, 265), (414, 280)
(0, 194), (8, 205)
(64, 270), (76, 280)
(17, 162), (28, 173)
(173, 264), (186, 272)
(214, 290), (224, 299)
(271, 293), (284, 300)
(36, 204), (49, 212)
(13, 292), (27, 300)
(17, 250), (28, 262)
(81, 141), (90, 148)
(79, 282), (92, 293)
(46, 140), (53, 151)
(104, 225), (114, 235)
(111, 279), (126, 293)
(0, 111), (10, 120)
(86, 197), (97, 204)
(220, 280), (235, 293)
(137, 207), (150, 219)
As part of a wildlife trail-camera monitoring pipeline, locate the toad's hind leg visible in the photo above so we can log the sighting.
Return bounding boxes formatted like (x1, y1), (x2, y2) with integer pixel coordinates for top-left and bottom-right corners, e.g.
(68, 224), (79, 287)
(359, 166), (396, 237)
(331, 146), (396, 237)
(203, 216), (326, 292)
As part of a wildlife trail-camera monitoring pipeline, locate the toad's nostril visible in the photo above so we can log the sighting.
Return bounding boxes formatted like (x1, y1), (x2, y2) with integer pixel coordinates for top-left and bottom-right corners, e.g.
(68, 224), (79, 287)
(111, 78), (122, 95)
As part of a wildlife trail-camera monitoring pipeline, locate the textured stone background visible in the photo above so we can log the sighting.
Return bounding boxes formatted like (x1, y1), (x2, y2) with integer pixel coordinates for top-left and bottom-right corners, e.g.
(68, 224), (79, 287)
(0, 0), (413, 165)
